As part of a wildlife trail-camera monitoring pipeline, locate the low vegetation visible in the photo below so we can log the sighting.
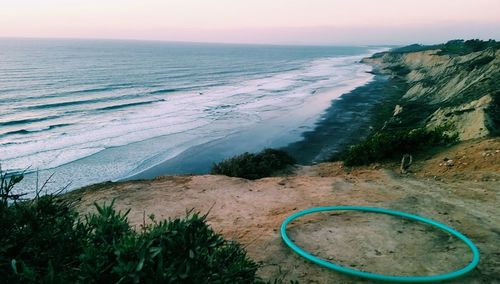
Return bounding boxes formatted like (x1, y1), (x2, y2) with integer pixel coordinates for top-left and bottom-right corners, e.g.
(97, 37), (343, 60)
(385, 39), (500, 56)
(438, 39), (500, 55)
(488, 92), (500, 136)
(211, 148), (295, 180)
(336, 127), (457, 166)
(466, 55), (495, 71)
(0, 169), (264, 283)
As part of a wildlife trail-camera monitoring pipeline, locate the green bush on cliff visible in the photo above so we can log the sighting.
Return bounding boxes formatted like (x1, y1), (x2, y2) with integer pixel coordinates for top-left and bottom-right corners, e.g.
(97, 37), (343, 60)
(211, 148), (296, 179)
(338, 127), (457, 166)
(466, 55), (495, 71)
(0, 170), (261, 283)
(1, 196), (87, 283)
(388, 39), (499, 56)
(438, 39), (500, 55)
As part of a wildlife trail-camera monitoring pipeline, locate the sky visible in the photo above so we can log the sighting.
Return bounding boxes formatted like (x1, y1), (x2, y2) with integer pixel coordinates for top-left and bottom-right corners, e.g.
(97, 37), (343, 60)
(1, 0), (499, 45)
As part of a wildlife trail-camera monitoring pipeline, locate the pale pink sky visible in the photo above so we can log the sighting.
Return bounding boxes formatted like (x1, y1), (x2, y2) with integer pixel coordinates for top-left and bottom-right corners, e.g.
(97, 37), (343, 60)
(1, 0), (499, 44)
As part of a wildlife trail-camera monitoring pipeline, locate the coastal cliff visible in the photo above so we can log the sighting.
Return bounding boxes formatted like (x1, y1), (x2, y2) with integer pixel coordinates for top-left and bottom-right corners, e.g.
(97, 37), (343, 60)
(363, 42), (499, 140)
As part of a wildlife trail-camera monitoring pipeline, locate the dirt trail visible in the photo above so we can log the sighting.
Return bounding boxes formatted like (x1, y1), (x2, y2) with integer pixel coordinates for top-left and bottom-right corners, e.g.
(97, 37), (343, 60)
(70, 139), (500, 283)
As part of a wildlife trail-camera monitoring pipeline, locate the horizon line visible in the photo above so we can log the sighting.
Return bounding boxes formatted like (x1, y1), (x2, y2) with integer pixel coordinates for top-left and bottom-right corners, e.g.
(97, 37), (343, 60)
(3, 35), (474, 48)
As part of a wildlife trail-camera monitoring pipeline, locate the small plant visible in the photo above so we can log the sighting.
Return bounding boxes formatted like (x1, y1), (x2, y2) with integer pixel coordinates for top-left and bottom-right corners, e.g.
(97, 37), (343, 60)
(0, 165), (25, 206)
(211, 148), (296, 180)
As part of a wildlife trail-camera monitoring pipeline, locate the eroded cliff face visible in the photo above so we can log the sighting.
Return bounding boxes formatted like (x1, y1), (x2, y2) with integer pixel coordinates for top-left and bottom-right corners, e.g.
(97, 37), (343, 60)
(364, 48), (499, 140)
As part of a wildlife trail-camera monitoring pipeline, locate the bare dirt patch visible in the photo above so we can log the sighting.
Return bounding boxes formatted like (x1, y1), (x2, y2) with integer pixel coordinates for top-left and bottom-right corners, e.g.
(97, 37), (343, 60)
(68, 140), (500, 283)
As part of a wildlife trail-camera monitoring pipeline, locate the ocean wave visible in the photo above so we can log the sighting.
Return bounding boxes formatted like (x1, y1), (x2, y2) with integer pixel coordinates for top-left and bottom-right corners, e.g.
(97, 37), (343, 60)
(96, 100), (164, 111)
(149, 88), (184, 95)
(21, 94), (147, 110)
(0, 115), (63, 127)
(0, 123), (72, 138)
(147, 82), (230, 95)
(23, 98), (107, 109)
(1, 86), (117, 103)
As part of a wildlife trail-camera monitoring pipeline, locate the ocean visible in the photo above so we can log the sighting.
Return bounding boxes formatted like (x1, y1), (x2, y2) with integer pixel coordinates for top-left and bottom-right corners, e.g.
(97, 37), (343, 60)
(0, 38), (382, 194)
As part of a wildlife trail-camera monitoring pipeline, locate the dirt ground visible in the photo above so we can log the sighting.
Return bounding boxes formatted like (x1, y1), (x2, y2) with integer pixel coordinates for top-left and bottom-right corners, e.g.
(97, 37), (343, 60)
(69, 138), (500, 283)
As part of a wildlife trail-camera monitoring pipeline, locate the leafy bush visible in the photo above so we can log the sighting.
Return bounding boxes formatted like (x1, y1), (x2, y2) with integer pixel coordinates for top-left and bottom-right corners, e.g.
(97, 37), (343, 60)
(337, 127), (457, 166)
(77, 207), (259, 284)
(0, 166), (25, 206)
(487, 92), (500, 136)
(211, 149), (295, 180)
(1, 198), (86, 283)
(388, 64), (411, 76)
(0, 169), (262, 283)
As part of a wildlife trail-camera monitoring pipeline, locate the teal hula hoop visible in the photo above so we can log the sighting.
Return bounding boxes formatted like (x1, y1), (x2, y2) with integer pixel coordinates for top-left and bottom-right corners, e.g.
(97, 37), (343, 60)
(280, 206), (480, 282)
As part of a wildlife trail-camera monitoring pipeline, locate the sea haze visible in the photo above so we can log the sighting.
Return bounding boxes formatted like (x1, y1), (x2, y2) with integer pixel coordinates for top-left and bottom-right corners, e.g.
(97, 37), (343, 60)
(0, 38), (380, 194)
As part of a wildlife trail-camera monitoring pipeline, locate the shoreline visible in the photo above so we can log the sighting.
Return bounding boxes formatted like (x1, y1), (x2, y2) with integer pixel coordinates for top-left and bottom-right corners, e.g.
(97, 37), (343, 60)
(282, 73), (404, 163)
(127, 76), (394, 180)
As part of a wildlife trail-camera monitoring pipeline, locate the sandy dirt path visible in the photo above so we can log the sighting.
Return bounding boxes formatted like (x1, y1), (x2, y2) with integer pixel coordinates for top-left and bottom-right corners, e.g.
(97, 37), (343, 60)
(69, 139), (500, 283)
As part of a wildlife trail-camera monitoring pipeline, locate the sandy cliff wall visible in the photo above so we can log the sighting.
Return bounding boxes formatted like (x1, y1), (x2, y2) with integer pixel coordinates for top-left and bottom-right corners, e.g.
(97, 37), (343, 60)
(364, 48), (499, 140)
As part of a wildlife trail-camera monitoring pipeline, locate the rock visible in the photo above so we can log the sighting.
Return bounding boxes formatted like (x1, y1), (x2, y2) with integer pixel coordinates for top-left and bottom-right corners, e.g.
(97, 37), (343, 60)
(446, 160), (454, 167)
(400, 154), (413, 174)
(393, 105), (403, 116)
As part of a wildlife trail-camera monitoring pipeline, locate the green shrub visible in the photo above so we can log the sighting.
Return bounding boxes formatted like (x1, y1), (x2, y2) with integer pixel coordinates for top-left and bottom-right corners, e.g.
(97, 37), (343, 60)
(107, 212), (259, 283)
(388, 64), (411, 76)
(487, 92), (500, 136)
(1, 195), (86, 283)
(0, 169), (262, 283)
(466, 55), (495, 71)
(337, 127), (457, 166)
(438, 39), (500, 55)
(211, 149), (295, 180)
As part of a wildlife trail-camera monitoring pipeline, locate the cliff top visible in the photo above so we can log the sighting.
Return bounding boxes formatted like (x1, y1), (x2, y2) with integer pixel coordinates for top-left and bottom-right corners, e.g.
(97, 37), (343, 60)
(68, 137), (500, 283)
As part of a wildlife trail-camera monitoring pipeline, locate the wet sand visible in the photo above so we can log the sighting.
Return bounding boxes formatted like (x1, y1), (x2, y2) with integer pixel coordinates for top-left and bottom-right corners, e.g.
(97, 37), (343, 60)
(283, 74), (400, 163)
